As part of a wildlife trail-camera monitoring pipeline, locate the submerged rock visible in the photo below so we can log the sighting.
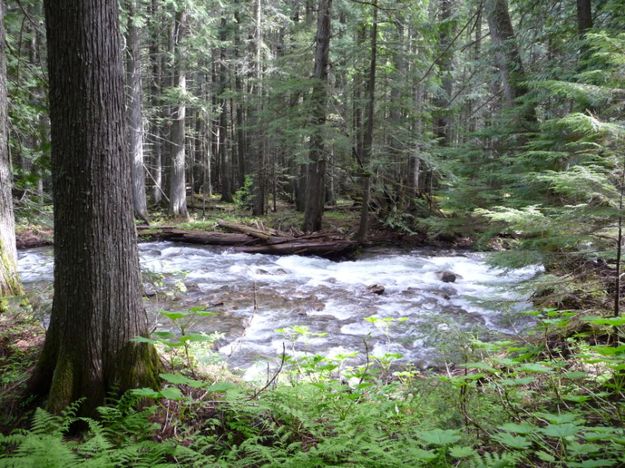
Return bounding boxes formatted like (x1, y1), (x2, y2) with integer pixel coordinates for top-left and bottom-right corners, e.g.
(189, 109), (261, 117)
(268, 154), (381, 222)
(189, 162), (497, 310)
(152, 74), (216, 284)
(367, 284), (385, 295)
(143, 284), (157, 297)
(438, 271), (461, 283)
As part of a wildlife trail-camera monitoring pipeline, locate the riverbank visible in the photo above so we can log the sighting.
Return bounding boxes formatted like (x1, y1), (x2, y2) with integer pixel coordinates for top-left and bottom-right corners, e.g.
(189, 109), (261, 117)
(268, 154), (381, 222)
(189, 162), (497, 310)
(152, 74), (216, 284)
(2, 302), (624, 466)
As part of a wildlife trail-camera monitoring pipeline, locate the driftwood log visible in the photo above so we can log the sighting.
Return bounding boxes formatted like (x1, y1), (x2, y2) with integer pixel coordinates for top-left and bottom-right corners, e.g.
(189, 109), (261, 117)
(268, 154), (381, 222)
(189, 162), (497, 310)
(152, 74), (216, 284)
(136, 224), (359, 259)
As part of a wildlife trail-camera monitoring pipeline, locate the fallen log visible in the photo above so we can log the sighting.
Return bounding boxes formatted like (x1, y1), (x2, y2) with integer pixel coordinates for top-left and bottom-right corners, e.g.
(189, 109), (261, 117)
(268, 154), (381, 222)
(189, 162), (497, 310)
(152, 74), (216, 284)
(16, 229), (54, 249)
(217, 220), (274, 240)
(136, 226), (359, 259)
(237, 240), (358, 259)
(137, 226), (262, 246)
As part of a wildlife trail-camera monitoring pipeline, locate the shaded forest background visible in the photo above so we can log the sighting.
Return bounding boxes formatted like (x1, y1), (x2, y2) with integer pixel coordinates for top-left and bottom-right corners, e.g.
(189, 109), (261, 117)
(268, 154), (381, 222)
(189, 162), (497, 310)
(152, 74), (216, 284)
(3, 0), (622, 254)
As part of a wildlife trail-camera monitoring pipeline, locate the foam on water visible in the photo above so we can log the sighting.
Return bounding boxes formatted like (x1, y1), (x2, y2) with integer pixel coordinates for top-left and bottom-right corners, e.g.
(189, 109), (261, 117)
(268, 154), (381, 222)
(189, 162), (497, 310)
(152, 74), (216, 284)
(18, 241), (542, 375)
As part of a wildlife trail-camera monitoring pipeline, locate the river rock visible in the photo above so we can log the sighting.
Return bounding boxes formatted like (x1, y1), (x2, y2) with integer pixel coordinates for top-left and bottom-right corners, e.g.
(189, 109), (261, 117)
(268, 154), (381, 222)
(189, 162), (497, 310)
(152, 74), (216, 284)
(437, 271), (461, 283)
(143, 284), (157, 297)
(367, 284), (385, 295)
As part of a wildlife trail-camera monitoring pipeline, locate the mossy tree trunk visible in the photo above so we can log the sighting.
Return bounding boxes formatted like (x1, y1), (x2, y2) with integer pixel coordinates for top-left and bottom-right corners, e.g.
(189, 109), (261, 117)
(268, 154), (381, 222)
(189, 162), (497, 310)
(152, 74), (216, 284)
(0, 0), (22, 297)
(31, 0), (160, 415)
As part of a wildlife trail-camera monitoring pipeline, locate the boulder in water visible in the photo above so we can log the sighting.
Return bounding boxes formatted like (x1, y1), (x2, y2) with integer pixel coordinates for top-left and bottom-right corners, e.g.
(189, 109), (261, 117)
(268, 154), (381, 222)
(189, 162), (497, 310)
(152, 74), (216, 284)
(143, 284), (157, 297)
(438, 271), (461, 283)
(367, 284), (385, 295)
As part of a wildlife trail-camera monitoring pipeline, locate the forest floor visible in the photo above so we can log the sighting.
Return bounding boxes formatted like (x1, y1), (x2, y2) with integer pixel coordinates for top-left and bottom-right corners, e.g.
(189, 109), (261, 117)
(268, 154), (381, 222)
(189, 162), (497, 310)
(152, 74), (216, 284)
(13, 196), (472, 251)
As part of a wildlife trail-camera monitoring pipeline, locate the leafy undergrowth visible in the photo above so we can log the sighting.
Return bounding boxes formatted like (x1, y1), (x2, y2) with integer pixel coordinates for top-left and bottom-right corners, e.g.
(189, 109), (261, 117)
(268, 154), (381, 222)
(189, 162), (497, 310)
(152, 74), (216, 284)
(0, 304), (45, 433)
(1, 309), (625, 467)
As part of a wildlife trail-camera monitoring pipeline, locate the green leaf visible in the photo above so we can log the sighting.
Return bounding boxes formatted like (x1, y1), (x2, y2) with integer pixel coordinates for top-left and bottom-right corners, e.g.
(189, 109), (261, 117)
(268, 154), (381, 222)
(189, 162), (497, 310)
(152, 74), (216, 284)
(591, 345), (625, 356)
(536, 450), (556, 462)
(184, 333), (216, 342)
(563, 394), (590, 403)
(518, 363), (551, 373)
(154, 331), (175, 339)
(449, 445), (475, 458)
(460, 362), (497, 372)
(130, 336), (158, 345)
(535, 412), (582, 424)
(205, 382), (238, 393)
(568, 442), (603, 456)
(540, 423), (580, 438)
(569, 460), (617, 468)
(585, 316), (625, 327)
(417, 429), (461, 446)
(161, 311), (189, 321)
(160, 387), (184, 400)
(493, 432), (531, 449)
(500, 377), (535, 386)
(131, 387), (161, 399)
(499, 422), (537, 434)
(409, 448), (438, 462)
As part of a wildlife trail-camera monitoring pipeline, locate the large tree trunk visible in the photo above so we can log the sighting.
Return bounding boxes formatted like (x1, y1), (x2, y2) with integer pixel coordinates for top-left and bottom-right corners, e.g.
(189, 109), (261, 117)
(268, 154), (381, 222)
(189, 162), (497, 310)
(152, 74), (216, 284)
(31, 0), (160, 415)
(356, 0), (378, 242)
(0, 0), (22, 296)
(168, 9), (189, 218)
(303, 0), (332, 232)
(485, 0), (527, 106)
(126, 0), (149, 223)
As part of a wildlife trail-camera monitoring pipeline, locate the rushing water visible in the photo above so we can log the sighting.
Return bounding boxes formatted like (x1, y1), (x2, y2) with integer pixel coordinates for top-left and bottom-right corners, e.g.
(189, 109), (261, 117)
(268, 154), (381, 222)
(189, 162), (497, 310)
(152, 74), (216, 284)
(18, 242), (541, 380)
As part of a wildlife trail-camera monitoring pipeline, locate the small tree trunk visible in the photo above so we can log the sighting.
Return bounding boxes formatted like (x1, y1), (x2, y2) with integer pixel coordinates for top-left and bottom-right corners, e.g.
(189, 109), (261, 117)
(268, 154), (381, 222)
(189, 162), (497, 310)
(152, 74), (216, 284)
(252, 0), (266, 215)
(434, 0), (455, 145)
(0, 0), (22, 296)
(218, 18), (233, 202)
(148, 0), (163, 205)
(168, 9), (189, 218)
(303, 0), (332, 232)
(356, 0), (378, 242)
(234, 1), (247, 188)
(576, 0), (592, 36)
(127, 0), (149, 223)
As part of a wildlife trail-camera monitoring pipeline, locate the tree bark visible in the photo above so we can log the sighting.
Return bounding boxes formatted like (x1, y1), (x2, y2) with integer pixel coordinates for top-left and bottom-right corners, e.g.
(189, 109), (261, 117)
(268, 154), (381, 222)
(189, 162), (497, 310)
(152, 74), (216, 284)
(0, 0), (22, 296)
(168, 9), (189, 218)
(126, 0), (149, 223)
(434, 0), (455, 145)
(576, 0), (592, 36)
(148, 0), (163, 205)
(252, 0), (267, 216)
(356, 0), (378, 242)
(32, 0), (160, 415)
(485, 0), (527, 106)
(234, 0), (247, 189)
(218, 17), (233, 202)
(303, 0), (332, 232)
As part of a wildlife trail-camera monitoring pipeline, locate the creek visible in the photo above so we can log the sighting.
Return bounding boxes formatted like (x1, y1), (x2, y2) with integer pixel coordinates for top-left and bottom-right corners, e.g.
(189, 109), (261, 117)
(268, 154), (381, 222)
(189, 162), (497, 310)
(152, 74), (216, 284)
(18, 241), (541, 380)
